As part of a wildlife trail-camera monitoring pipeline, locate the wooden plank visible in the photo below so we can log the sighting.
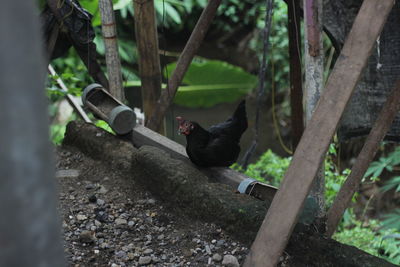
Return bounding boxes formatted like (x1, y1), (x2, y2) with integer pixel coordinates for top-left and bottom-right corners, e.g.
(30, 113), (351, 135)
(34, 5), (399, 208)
(130, 124), (277, 198)
(99, 0), (125, 101)
(146, 0), (222, 132)
(243, 1), (395, 266)
(134, 0), (162, 128)
(326, 79), (400, 237)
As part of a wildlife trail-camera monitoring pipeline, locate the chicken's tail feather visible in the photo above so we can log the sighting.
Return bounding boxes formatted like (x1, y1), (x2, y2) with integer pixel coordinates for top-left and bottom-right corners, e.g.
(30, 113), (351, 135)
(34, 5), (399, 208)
(233, 99), (248, 134)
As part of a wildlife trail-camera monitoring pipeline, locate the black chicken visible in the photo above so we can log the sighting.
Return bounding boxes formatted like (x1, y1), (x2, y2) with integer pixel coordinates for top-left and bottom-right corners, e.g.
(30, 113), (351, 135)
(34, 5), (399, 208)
(176, 100), (248, 167)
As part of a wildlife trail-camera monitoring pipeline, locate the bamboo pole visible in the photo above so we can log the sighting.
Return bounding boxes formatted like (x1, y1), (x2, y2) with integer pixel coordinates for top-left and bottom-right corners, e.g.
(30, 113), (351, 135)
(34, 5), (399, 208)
(146, 0), (222, 132)
(134, 0), (162, 129)
(99, 0), (125, 101)
(48, 65), (92, 123)
(326, 79), (400, 237)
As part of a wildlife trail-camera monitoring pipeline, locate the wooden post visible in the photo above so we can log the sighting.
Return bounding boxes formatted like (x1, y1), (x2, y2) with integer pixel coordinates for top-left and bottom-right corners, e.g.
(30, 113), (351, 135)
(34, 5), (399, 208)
(243, 1), (394, 266)
(99, 0), (125, 101)
(146, 0), (222, 132)
(326, 79), (400, 237)
(304, 0), (325, 219)
(134, 0), (162, 128)
(0, 0), (65, 265)
(287, 0), (304, 149)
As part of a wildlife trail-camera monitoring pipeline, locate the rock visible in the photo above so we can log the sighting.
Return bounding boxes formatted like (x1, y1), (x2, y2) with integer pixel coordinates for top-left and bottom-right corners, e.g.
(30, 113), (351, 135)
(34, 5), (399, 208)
(55, 169), (80, 178)
(115, 250), (127, 259)
(98, 185), (108, 194)
(127, 252), (135, 260)
(222, 255), (239, 267)
(205, 245), (212, 255)
(157, 234), (165, 240)
(143, 248), (153, 255)
(88, 194), (97, 203)
(76, 214), (87, 221)
(212, 253), (222, 262)
(147, 199), (156, 205)
(217, 240), (225, 247)
(96, 198), (105, 206)
(115, 218), (127, 225)
(79, 230), (95, 243)
(138, 256), (152, 265)
(85, 183), (95, 190)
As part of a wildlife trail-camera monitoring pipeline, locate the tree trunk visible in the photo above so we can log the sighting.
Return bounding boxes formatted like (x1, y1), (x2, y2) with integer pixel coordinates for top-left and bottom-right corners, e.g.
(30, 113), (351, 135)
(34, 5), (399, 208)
(303, 0), (325, 222)
(0, 1), (65, 266)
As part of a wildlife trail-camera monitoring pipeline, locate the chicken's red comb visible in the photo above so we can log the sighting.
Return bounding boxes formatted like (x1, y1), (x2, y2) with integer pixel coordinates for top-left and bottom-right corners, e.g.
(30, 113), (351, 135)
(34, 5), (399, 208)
(176, 116), (185, 124)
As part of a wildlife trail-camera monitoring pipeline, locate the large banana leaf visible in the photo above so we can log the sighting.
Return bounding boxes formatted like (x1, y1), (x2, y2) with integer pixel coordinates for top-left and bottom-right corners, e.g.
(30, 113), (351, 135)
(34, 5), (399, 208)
(165, 60), (257, 108)
(125, 60), (257, 108)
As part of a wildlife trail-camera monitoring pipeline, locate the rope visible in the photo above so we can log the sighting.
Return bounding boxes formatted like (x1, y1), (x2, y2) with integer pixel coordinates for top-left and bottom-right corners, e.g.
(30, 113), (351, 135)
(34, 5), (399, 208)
(240, 0), (275, 169)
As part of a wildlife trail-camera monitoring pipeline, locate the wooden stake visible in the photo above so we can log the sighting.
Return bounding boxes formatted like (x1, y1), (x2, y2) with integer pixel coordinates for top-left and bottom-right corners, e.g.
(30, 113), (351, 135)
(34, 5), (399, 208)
(99, 0), (125, 101)
(146, 0), (222, 132)
(243, 1), (394, 266)
(287, 0), (304, 149)
(48, 65), (92, 123)
(326, 79), (400, 237)
(134, 0), (162, 128)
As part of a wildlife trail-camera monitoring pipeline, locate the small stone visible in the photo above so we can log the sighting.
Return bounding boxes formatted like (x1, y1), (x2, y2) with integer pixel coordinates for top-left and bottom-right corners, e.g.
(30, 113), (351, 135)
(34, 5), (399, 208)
(79, 230), (95, 243)
(94, 249), (100, 255)
(98, 185), (108, 194)
(138, 256), (152, 265)
(143, 248), (153, 255)
(147, 199), (156, 205)
(76, 214), (87, 221)
(88, 194), (97, 203)
(222, 255), (239, 267)
(115, 250), (127, 259)
(128, 221), (135, 227)
(96, 199), (105, 206)
(217, 240), (225, 246)
(157, 234), (164, 240)
(212, 253), (222, 262)
(94, 220), (102, 227)
(127, 252), (135, 260)
(205, 245), (212, 255)
(115, 218), (127, 225)
(211, 239), (217, 244)
(85, 183), (95, 190)
(100, 242), (109, 249)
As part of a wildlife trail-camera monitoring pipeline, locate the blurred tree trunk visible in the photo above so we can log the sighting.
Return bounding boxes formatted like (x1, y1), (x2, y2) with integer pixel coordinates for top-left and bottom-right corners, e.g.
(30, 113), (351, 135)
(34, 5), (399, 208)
(0, 1), (65, 266)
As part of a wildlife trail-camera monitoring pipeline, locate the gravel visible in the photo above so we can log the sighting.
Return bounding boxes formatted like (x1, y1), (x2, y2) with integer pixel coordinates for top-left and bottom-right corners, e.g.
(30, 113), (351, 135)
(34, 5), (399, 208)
(57, 147), (249, 266)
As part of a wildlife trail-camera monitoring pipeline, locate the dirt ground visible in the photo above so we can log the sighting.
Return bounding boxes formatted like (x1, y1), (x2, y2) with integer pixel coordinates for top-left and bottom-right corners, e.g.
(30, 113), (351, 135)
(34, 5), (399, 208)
(56, 146), (249, 267)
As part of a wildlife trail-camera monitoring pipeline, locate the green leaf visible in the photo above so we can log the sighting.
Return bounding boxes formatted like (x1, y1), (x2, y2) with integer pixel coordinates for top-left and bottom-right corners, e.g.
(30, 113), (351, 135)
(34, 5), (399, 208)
(164, 60), (257, 108)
